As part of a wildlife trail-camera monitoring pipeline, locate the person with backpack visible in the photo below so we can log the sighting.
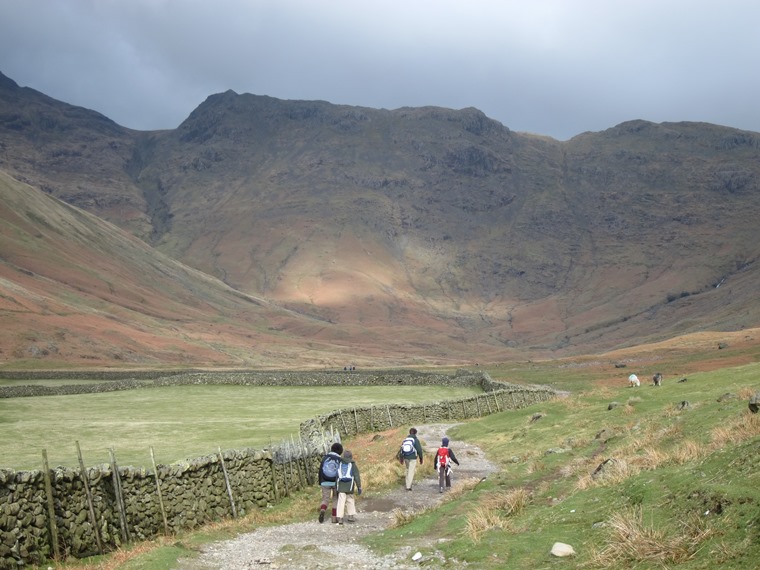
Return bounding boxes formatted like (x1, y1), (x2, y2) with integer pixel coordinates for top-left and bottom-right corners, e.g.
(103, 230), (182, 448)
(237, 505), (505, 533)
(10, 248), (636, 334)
(398, 427), (423, 491)
(434, 437), (460, 493)
(318, 441), (343, 523)
(335, 449), (362, 525)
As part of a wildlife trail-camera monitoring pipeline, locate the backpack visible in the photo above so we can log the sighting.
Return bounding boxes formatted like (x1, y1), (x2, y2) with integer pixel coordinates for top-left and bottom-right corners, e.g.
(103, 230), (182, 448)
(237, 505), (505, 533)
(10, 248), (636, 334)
(321, 454), (340, 481)
(337, 462), (354, 493)
(401, 437), (416, 457)
(437, 447), (449, 468)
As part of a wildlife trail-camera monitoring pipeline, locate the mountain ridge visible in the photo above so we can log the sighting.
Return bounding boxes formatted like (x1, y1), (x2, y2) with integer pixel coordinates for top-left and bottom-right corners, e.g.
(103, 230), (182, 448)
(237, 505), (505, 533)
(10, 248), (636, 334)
(1, 70), (758, 367)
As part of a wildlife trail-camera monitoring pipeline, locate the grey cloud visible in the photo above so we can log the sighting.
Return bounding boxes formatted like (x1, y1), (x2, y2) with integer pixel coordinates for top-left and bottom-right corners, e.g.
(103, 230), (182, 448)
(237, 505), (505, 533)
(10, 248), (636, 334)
(1, 0), (758, 139)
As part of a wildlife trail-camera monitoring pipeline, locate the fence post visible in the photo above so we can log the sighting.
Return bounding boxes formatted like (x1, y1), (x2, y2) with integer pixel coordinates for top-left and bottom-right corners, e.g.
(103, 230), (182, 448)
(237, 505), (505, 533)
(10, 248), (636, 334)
(109, 448), (130, 542)
(476, 395), (482, 416)
(291, 436), (306, 488)
(281, 442), (291, 497)
(150, 447), (170, 535)
(269, 457), (280, 502)
(299, 434), (313, 485)
(353, 408), (359, 433)
(41, 450), (60, 562)
(75, 441), (103, 555)
(338, 411), (349, 436)
(217, 447), (237, 518)
(386, 405), (393, 428)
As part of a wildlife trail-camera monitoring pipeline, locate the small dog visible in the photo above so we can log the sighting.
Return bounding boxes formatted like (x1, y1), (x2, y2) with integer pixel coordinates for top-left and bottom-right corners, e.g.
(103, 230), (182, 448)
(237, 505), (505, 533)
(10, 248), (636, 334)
(628, 374), (640, 387)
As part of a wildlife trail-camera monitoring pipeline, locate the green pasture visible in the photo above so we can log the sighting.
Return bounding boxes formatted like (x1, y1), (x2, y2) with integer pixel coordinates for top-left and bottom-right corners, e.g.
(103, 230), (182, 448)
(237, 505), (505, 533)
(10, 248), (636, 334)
(0, 384), (481, 471)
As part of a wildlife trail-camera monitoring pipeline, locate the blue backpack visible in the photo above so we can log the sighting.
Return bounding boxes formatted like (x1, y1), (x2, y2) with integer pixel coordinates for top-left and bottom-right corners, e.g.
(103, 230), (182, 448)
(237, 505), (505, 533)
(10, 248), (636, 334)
(321, 455), (340, 481)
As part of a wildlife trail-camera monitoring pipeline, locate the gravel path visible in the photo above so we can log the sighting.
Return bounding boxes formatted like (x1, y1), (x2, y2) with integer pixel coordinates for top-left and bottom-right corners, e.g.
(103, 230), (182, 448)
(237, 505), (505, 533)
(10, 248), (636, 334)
(175, 424), (499, 569)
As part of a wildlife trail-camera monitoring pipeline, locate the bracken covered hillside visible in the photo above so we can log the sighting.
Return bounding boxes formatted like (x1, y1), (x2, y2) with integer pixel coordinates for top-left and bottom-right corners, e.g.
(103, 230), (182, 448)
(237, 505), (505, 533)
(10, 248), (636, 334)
(1, 70), (759, 367)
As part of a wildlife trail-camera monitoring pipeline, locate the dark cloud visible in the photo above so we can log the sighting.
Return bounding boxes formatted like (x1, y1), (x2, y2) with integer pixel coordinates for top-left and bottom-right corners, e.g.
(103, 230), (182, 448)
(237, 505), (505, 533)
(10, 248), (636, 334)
(1, 0), (758, 140)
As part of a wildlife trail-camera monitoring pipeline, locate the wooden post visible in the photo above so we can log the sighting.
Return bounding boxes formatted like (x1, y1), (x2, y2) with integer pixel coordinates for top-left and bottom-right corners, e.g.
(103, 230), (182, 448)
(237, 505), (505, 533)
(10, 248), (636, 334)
(370, 405), (374, 431)
(493, 392), (501, 412)
(353, 408), (359, 433)
(299, 434), (313, 485)
(510, 392), (517, 408)
(485, 394), (493, 414)
(386, 405), (393, 428)
(109, 449), (130, 543)
(422, 404), (427, 423)
(282, 442), (291, 497)
(476, 396), (482, 416)
(291, 436), (305, 488)
(217, 447), (237, 518)
(150, 447), (170, 535)
(269, 458), (280, 501)
(462, 400), (467, 418)
(321, 430), (329, 453)
(339, 412), (349, 436)
(41, 450), (60, 562)
(75, 441), (103, 555)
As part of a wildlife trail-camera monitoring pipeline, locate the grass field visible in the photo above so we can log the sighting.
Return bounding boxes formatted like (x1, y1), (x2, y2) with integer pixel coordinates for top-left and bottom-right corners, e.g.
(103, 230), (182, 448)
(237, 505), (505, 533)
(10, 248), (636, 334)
(0, 384), (481, 470)
(9, 335), (760, 570)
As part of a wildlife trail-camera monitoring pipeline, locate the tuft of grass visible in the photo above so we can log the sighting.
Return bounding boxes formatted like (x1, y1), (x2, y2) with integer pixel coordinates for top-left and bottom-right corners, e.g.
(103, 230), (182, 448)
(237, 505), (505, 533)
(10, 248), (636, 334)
(481, 487), (532, 516)
(586, 508), (715, 568)
(671, 439), (706, 465)
(711, 410), (760, 447)
(464, 506), (510, 543)
(390, 505), (432, 528)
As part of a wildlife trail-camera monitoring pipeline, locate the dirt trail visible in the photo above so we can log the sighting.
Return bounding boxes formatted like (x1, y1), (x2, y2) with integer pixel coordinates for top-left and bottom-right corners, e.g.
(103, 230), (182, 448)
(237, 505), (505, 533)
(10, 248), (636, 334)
(175, 423), (499, 569)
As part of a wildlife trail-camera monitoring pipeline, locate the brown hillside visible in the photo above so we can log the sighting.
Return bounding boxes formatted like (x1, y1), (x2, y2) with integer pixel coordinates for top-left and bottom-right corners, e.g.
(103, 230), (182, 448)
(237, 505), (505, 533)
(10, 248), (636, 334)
(1, 71), (759, 367)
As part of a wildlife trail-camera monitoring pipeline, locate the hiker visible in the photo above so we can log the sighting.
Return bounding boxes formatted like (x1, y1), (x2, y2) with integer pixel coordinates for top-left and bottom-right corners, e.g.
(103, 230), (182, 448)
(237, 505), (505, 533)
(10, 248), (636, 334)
(398, 427), (423, 491)
(434, 437), (460, 493)
(335, 449), (362, 525)
(318, 441), (343, 523)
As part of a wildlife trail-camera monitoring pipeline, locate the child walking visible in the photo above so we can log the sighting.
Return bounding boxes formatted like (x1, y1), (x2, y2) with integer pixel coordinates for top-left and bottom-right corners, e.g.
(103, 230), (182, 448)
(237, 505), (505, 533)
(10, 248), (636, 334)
(335, 449), (362, 524)
(434, 437), (460, 492)
(318, 442), (343, 523)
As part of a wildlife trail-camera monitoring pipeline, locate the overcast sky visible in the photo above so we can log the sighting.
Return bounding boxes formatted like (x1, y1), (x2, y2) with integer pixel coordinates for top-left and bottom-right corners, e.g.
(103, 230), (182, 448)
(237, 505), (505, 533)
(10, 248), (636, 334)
(1, 0), (758, 140)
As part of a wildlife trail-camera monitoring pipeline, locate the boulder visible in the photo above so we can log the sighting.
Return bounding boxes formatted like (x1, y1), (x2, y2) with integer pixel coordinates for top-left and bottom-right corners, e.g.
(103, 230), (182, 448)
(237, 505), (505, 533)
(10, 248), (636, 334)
(550, 542), (576, 557)
(749, 392), (760, 414)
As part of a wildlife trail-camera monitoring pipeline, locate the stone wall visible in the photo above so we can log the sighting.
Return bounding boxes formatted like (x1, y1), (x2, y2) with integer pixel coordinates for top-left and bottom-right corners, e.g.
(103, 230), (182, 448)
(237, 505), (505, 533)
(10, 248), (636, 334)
(0, 369), (556, 568)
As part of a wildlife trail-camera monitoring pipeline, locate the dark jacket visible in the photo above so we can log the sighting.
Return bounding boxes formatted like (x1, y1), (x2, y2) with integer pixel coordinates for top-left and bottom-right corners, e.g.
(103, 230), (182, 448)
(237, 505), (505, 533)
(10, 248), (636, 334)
(319, 451), (342, 486)
(434, 446), (460, 470)
(337, 460), (362, 494)
(399, 434), (424, 463)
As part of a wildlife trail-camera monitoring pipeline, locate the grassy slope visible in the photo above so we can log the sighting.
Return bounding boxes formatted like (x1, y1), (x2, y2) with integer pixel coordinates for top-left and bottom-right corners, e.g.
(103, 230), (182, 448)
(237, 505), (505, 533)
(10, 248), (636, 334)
(366, 341), (760, 569)
(46, 334), (760, 569)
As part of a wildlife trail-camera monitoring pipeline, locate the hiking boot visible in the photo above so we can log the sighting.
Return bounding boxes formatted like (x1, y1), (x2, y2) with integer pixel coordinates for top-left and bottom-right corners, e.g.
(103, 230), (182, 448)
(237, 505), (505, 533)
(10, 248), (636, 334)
(440, 487), (444, 493)
(318, 509), (325, 523)
(347, 516), (355, 523)
(338, 518), (344, 525)
(332, 517), (339, 524)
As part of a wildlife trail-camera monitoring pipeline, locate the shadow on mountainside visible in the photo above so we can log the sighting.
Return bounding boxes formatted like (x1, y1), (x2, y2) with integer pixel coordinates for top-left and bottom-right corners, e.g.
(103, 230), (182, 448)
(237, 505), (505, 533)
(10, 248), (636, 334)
(175, 423), (499, 569)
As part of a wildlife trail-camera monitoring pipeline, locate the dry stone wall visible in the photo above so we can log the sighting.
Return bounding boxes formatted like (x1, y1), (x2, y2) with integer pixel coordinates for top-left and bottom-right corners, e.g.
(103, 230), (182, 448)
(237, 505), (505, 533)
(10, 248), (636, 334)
(0, 369), (555, 568)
